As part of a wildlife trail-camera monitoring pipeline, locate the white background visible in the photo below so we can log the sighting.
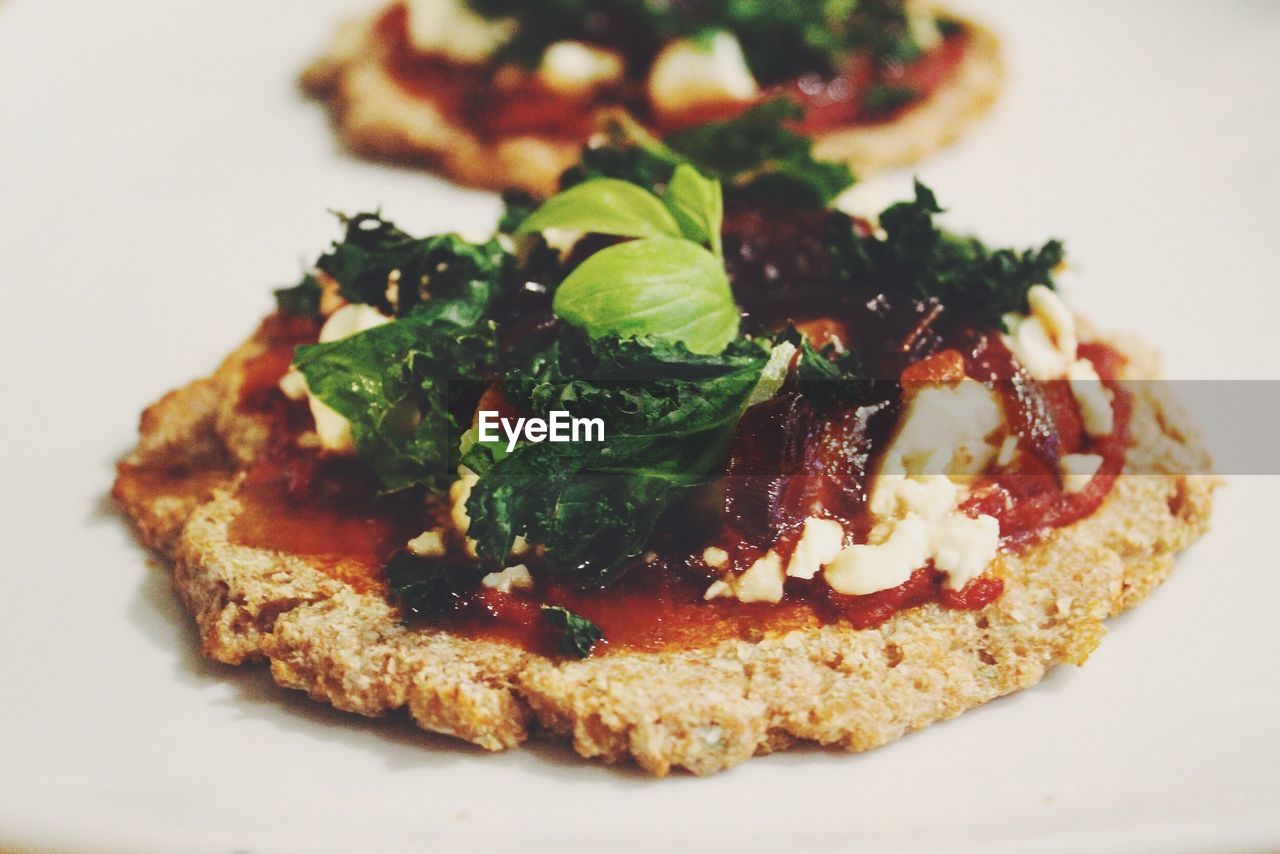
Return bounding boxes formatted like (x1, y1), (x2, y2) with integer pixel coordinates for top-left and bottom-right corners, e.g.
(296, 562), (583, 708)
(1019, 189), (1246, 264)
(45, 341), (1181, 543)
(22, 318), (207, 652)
(1, 1), (1278, 851)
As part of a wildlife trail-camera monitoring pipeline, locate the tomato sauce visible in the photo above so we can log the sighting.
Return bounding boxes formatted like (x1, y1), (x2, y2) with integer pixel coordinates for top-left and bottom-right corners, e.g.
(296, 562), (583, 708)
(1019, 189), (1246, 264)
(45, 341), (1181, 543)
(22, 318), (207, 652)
(373, 3), (971, 143)
(223, 301), (1130, 655)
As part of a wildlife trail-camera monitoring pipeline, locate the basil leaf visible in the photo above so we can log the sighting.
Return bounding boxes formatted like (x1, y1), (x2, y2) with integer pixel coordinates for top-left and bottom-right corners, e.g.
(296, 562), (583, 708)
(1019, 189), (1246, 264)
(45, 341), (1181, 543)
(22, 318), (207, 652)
(552, 236), (739, 355)
(515, 179), (682, 241)
(663, 164), (724, 257)
(541, 606), (602, 658)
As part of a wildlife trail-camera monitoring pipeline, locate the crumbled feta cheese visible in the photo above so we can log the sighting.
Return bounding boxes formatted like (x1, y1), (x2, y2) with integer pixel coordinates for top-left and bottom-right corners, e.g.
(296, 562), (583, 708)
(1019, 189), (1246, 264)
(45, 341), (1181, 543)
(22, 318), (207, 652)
(1003, 284), (1115, 438)
(278, 368), (309, 401)
(1027, 284), (1078, 358)
(449, 470), (479, 534)
(319, 302), (393, 343)
(481, 564), (533, 593)
(1059, 453), (1104, 493)
(832, 182), (891, 232)
(996, 435), (1019, 467)
(405, 0), (515, 63)
(1067, 359), (1115, 437)
(825, 514), (931, 596)
(1003, 307), (1070, 380)
(406, 529), (445, 558)
(705, 550), (785, 603)
(537, 41), (624, 97)
(702, 546), (730, 569)
(282, 304), (394, 454)
(932, 513), (1000, 590)
(785, 517), (845, 579)
(870, 379), (1003, 515)
(830, 370), (1005, 595)
(733, 551), (785, 603)
(703, 579), (733, 600)
(648, 31), (759, 115)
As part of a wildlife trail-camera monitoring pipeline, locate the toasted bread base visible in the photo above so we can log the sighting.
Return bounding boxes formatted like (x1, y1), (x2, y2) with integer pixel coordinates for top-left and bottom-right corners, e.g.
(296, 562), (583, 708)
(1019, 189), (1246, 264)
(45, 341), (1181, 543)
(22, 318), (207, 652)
(300, 13), (1003, 197)
(114, 325), (1215, 775)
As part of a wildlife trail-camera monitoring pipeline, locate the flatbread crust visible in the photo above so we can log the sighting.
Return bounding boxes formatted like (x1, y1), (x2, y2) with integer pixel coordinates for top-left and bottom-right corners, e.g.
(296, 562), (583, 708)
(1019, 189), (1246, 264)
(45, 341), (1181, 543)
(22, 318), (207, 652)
(300, 12), (1003, 197)
(114, 324), (1216, 775)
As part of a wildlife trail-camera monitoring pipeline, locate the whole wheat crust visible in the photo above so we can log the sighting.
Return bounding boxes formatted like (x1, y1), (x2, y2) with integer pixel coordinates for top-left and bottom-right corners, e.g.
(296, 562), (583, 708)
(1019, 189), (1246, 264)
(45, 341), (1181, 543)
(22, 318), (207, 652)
(299, 11), (1003, 197)
(113, 323), (1216, 775)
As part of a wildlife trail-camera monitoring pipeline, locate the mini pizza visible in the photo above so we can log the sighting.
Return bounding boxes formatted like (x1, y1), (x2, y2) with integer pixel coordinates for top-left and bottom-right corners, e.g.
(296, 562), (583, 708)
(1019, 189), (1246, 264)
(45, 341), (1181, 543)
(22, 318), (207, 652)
(116, 116), (1215, 776)
(302, 0), (1002, 195)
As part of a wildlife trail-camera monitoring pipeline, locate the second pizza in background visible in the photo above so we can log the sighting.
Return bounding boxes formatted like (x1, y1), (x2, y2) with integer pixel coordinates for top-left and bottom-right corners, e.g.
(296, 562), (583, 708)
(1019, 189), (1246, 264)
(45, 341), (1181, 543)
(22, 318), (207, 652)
(303, 0), (1002, 195)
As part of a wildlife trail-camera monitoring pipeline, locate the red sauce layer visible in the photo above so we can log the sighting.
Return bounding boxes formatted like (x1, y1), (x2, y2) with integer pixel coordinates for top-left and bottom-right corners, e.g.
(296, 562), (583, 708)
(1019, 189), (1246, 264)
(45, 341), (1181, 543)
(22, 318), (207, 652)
(226, 313), (1131, 655)
(374, 3), (970, 143)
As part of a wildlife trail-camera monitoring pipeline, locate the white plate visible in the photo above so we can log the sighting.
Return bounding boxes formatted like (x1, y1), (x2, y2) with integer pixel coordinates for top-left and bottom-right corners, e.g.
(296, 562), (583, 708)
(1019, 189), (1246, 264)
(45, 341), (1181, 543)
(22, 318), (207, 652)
(2, 1), (1278, 851)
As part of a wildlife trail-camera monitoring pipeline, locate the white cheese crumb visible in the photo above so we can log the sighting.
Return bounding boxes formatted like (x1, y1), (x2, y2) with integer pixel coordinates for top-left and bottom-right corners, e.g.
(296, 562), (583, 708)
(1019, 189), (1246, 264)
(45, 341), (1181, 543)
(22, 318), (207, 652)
(932, 513), (1000, 590)
(537, 41), (624, 97)
(648, 31), (759, 115)
(705, 550), (785, 604)
(1027, 284), (1078, 358)
(278, 368), (309, 401)
(785, 517), (845, 579)
(734, 551), (785, 603)
(996, 435), (1019, 467)
(286, 304), (393, 454)
(703, 579), (734, 600)
(825, 514), (931, 596)
(319, 303), (393, 344)
(449, 469), (479, 534)
(405, 0), (515, 63)
(481, 564), (533, 593)
(870, 379), (1003, 515)
(406, 529), (445, 558)
(829, 371), (1006, 595)
(1067, 359), (1115, 437)
(1059, 453), (1104, 494)
(702, 546), (730, 569)
(1003, 284), (1115, 438)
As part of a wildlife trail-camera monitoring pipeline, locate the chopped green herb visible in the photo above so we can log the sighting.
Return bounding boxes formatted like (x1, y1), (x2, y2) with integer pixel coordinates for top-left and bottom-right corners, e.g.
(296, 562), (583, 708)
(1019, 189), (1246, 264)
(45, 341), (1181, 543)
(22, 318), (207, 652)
(861, 83), (920, 118)
(463, 331), (769, 583)
(541, 605), (603, 658)
(386, 552), (489, 621)
(273, 273), (322, 317)
(828, 181), (1065, 326)
(294, 315), (498, 492)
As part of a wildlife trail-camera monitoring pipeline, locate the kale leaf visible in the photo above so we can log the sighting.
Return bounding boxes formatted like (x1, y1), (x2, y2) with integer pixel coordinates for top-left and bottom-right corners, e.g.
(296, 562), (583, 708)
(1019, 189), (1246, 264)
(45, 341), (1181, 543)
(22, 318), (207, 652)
(386, 552), (489, 621)
(551, 99), (853, 212)
(829, 181), (1065, 326)
(462, 330), (769, 583)
(294, 315), (498, 492)
(667, 99), (855, 207)
(541, 605), (603, 657)
(314, 212), (511, 323)
(274, 273), (322, 317)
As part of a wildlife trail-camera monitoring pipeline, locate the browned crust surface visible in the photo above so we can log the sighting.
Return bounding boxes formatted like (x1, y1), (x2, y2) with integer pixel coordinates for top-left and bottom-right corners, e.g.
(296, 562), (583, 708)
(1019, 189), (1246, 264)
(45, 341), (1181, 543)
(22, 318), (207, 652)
(115, 325), (1216, 775)
(299, 11), (1003, 197)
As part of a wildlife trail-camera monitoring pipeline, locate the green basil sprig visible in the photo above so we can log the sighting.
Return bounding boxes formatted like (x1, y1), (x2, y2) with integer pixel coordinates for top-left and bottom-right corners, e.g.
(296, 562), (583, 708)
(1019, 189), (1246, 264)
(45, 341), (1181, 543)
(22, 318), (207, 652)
(516, 164), (734, 354)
